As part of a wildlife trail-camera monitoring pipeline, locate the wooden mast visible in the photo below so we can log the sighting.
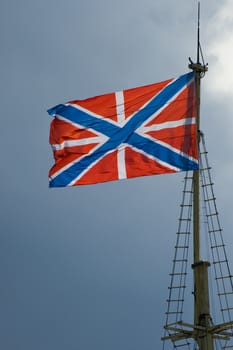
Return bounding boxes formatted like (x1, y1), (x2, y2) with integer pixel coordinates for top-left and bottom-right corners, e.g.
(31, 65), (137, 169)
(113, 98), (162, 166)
(189, 3), (210, 350)
(189, 3), (213, 350)
(162, 4), (233, 349)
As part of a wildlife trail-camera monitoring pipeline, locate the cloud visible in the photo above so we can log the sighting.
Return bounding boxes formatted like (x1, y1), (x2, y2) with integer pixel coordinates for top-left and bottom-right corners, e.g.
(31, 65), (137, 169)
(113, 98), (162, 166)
(206, 0), (233, 98)
(199, 0), (233, 232)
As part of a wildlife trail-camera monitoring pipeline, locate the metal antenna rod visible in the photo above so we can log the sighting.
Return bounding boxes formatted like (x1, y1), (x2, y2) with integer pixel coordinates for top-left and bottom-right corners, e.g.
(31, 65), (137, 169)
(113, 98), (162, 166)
(197, 1), (200, 64)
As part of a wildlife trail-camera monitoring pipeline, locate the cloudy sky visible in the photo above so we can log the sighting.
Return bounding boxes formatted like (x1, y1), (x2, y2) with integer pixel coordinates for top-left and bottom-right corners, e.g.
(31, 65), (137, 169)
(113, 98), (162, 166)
(1, 0), (233, 349)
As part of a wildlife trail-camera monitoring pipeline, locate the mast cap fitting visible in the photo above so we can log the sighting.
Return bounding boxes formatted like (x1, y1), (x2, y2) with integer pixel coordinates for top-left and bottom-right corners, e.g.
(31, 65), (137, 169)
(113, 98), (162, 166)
(189, 62), (208, 73)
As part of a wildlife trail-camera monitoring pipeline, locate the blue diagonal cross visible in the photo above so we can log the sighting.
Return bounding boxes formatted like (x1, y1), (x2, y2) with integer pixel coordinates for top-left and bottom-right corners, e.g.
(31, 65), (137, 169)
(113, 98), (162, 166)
(48, 72), (198, 187)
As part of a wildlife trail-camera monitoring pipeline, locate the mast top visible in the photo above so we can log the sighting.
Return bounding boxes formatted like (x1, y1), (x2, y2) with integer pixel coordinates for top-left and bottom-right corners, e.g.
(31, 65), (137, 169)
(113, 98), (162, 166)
(189, 1), (208, 73)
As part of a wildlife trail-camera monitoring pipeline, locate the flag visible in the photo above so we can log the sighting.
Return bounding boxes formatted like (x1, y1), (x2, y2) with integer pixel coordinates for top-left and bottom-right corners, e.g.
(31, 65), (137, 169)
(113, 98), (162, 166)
(47, 71), (198, 187)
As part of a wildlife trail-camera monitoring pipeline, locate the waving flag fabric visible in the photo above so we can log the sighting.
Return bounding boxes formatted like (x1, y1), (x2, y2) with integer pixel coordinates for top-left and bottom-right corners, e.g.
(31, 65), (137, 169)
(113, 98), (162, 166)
(48, 72), (198, 187)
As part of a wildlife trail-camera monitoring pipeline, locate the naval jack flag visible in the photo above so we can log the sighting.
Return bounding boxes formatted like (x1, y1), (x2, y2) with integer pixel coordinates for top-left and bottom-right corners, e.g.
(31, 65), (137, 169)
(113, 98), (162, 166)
(47, 72), (198, 187)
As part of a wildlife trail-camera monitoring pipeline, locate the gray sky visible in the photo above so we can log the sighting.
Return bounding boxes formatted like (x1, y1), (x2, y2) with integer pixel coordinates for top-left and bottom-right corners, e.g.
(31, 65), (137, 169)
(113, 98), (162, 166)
(1, 0), (233, 349)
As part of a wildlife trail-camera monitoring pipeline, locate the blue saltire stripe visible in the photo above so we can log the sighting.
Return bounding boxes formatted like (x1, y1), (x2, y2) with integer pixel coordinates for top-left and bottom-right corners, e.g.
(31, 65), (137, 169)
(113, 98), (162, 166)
(128, 133), (198, 171)
(48, 104), (118, 138)
(48, 72), (197, 187)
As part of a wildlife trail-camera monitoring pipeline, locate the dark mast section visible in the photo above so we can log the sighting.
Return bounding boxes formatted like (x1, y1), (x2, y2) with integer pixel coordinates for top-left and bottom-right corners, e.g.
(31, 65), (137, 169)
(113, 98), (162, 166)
(162, 3), (233, 350)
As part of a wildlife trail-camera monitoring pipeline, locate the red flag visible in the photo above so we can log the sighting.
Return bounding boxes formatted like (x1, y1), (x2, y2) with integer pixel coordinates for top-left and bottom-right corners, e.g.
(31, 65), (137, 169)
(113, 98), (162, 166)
(48, 72), (198, 187)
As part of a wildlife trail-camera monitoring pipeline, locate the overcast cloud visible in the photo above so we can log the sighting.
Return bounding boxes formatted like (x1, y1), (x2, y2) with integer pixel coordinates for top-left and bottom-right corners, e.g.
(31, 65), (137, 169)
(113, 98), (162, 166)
(0, 1), (233, 349)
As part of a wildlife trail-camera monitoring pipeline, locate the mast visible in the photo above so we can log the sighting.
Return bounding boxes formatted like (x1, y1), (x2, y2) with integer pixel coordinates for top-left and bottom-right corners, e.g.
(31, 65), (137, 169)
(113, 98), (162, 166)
(163, 3), (233, 350)
(189, 3), (211, 349)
